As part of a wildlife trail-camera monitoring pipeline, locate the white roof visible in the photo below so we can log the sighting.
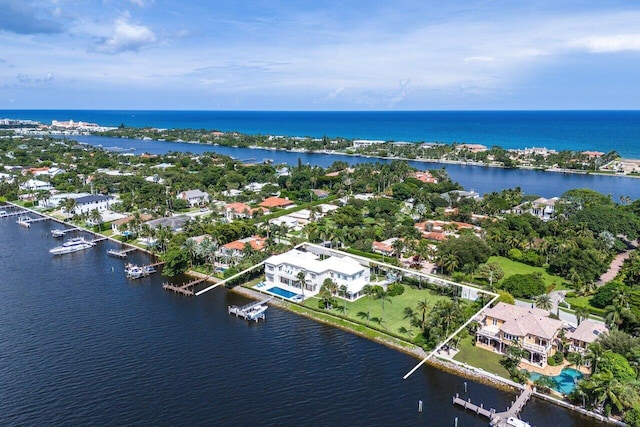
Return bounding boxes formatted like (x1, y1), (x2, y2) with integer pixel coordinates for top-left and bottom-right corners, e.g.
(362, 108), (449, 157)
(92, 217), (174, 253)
(265, 249), (366, 276)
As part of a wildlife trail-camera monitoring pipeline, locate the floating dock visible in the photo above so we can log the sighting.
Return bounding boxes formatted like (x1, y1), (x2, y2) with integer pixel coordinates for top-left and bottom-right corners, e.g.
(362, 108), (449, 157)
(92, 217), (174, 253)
(452, 386), (532, 426)
(228, 297), (273, 322)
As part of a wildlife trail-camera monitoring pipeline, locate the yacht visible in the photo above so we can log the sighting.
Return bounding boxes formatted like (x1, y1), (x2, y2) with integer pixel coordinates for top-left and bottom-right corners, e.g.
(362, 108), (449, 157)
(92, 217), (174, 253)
(49, 237), (95, 255)
(125, 263), (156, 279)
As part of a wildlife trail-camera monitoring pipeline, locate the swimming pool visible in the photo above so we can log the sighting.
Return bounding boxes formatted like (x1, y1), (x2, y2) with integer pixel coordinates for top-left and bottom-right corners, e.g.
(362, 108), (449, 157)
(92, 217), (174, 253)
(266, 286), (301, 300)
(528, 368), (583, 395)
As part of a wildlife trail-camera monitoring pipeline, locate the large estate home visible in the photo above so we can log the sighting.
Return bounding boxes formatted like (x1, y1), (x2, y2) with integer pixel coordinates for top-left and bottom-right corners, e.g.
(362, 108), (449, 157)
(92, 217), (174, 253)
(509, 197), (559, 221)
(263, 249), (370, 300)
(476, 302), (564, 367)
(69, 194), (115, 216)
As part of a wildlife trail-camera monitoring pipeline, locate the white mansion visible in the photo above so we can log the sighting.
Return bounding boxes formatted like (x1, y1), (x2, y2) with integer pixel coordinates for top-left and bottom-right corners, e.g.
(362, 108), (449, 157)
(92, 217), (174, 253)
(263, 249), (370, 300)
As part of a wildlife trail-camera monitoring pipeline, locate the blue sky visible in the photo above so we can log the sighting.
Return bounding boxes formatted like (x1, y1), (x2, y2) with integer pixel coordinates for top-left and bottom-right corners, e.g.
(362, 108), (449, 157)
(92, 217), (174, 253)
(2, 0), (640, 110)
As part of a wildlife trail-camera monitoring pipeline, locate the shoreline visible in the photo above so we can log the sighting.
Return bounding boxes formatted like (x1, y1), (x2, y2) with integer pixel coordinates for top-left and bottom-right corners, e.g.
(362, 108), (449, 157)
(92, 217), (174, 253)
(5, 202), (621, 425)
(89, 132), (640, 181)
(228, 284), (623, 426)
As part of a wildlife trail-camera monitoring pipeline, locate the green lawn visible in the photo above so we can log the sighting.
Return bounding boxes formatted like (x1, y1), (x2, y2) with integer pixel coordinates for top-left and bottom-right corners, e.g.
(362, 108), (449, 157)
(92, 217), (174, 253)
(303, 284), (450, 339)
(488, 256), (571, 291)
(453, 336), (510, 378)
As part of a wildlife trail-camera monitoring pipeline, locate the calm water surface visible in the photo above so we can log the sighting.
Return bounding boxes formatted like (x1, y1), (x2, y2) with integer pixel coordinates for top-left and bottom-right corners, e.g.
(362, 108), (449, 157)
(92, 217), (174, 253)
(0, 216), (603, 425)
(72, 134), (640, 201)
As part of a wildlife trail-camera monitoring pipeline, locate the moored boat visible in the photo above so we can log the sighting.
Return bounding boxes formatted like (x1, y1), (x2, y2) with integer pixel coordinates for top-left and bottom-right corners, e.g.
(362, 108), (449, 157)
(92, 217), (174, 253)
(51, 229), (65, 238)
(49, 237), (95, 255)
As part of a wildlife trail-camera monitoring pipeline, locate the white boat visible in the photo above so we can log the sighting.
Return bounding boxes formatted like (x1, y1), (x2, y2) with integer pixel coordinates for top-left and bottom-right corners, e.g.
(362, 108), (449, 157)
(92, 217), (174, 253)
(49, 237), (95, 255)
(125, 263), (156, 279)
(51, 229), (66, 238)
(506, 417), (531, 427)
(17, 215), (32, 228)
(245, 304), (268, 321)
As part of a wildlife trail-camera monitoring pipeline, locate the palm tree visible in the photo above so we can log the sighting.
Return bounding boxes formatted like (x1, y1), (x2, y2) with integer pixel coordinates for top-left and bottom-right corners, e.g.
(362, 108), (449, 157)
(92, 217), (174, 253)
(183, 238), (198, 268)
(585, 342), (604, 373)
(574, 306), (590, 326)
(398, 326), (414, 339)
(89, 209), (103, 231)
(356, 311), (370, 325)
(534, 294), (553, 311)
(63, 197), (77, 220)
(567, 351), (584, 372)
(376, 289), (392, 314)
(415, 299), (429, 329)
(296, 270), (306, 297)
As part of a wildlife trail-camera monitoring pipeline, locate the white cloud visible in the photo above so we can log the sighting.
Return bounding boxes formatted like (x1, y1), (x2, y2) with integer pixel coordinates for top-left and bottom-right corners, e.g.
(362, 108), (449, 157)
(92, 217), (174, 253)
(464, 56), (495, 62)
(571, 34), (640, 53)
(91, 18), (156, 54)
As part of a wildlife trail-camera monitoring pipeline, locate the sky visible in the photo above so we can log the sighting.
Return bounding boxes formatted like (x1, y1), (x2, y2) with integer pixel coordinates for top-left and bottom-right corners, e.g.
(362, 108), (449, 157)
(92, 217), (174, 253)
(2, 0), (640, 110)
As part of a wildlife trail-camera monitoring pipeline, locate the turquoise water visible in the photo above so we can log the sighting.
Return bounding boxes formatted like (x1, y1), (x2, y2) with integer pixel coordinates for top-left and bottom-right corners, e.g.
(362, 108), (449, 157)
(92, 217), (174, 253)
(529, 368), (583, 395)
(266, 286), (300, 299)
(3, 110), (640, 157)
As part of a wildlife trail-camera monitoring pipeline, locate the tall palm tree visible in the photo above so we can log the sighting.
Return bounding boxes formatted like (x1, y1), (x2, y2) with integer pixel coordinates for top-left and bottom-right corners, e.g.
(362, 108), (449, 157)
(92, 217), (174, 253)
(89, 209), (103, 231)
(574, 306), (590, 326)
(63, 197), (77, 220)
(415, 298), (429, 329)
(376, 289), (392, 314)
(585, 342), (604, 373)
(183, 238), (198, 268)
(534, 294), (553, 311)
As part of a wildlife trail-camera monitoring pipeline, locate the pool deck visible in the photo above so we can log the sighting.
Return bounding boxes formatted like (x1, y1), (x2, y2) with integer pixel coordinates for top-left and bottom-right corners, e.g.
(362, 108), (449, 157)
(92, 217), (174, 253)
(519, 359), (590, 376)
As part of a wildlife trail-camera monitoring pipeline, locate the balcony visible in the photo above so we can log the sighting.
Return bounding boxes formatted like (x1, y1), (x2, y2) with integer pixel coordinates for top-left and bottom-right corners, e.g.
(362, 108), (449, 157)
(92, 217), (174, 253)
(522, 341), (549, 354)
(477, 327), (500, 340)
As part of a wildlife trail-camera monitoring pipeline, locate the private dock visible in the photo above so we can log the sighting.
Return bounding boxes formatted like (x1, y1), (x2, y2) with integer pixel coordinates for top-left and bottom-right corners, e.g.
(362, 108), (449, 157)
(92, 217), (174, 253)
(0, 209), (28, 219)
(228, 297), (273, 322)
(107, 247), (137, 258)
(163, 273), (212, 297)
(162, 282), (195, 296)
(52, 227), (79, 237)
(452, 386), (533, 426)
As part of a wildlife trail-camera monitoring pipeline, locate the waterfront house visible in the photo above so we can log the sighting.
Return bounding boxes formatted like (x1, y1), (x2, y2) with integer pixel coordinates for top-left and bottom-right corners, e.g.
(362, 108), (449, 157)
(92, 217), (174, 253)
(372, 238), (399, 256)
(215, 236), (267, 267)
(177, 189), (210, 207)
(145, 215), (189, 232)
(476, 302), (564, 367)
(566, 320), (609, 355)
(70, 194), (115, 216)
(263, 249), (370, 300)
(111, 214), (153, 235)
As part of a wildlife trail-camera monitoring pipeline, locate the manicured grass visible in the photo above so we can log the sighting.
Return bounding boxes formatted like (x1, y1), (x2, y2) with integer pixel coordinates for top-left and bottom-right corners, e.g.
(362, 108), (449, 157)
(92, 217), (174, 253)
(304, 284), (451, 339)
(488, 256), (571, 291)
(453, 336), (510, 378)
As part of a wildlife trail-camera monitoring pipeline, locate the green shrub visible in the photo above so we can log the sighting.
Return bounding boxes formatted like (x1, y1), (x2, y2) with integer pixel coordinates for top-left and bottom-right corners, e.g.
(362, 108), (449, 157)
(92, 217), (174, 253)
(387, 283), (405, 297)
(500, 273), (545, 298)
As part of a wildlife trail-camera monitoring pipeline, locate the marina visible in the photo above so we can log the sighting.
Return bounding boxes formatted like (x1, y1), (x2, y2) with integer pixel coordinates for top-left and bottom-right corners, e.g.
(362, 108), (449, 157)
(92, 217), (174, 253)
(228, 297), (272, 322)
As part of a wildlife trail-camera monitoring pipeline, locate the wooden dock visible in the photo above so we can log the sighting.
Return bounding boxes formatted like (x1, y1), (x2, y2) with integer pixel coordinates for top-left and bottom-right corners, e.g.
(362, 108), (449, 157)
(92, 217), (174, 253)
(162, 282), (195, 296)
(0, 210), (28, 218)
(452, 386), (533, 426)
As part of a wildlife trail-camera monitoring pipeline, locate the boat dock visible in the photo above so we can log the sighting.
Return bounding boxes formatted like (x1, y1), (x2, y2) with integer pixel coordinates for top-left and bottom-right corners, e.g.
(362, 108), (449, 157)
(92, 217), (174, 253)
(91, 237), (109, 244)
(228, 297), (273, 322)
(52, 227), (79, 237)
(0, 209), (28, 218)
(107, 247), (137, 258)
(452, 386), (533, 426)
(162, 282), (195, 296)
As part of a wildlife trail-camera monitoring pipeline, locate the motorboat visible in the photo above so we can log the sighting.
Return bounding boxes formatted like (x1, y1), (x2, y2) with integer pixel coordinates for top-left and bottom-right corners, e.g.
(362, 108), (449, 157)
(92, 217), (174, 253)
(51, 229), (66, 238)
(245, 304), (268, 321)
(49, 237), (95, 255)
(506, 417), (531, 427)
(125, 263), (156, 279)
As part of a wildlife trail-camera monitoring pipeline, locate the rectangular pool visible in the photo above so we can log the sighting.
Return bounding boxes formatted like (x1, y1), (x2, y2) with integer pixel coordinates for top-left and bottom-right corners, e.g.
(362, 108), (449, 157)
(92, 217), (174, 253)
(266, 286), (300, 299)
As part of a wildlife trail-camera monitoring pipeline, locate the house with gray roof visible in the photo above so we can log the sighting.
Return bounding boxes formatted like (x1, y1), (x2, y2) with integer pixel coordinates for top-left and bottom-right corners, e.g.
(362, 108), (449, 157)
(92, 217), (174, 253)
(567, 320), (608, 355)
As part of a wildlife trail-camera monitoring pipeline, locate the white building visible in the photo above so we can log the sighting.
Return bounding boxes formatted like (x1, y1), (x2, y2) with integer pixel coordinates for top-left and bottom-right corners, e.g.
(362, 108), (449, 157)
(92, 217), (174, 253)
(69, 195), (115, 216)
(509, 197), (558, 221)
(39, 192), (90, 208)
(20, 179), (53, 192)
(264, 249), (370, 300)
(177, 189), (210, 207)
(352, 139), (386, 148)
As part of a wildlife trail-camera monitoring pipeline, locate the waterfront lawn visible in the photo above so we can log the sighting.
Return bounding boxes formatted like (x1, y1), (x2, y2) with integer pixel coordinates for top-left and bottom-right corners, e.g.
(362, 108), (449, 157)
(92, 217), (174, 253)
(488, 256), (571, 291)
(453, 336), (510, 379)
(305, 284), (450, 339)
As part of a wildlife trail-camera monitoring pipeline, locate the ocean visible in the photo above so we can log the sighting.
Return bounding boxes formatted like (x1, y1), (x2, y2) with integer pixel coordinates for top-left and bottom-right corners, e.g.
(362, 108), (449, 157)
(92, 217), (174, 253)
(2, 110), (640, 158)
(0, 216), (603, 426)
